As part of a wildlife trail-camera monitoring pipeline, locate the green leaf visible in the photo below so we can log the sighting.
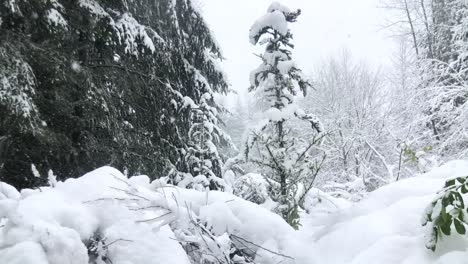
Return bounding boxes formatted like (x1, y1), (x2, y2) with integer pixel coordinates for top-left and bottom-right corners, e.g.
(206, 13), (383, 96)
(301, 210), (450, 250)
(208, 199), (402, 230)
(454, 219), (466, 235)
(461, 184), (468, 194)
(453, 192), (465, 208)
(457, 177), (466, 184)
(441, 220), (452, 236)
(423, 145), (433, 152)
(440, 222), (452, 236)
(445, 179), (456, 187)
(448, 194), (455, 205)
(442, 197), (450, 208)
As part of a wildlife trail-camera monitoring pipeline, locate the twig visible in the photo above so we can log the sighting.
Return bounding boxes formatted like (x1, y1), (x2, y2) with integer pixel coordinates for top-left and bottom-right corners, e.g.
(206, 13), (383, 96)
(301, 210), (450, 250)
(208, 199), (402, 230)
(109, 187), (150, 201)
(230, 234), (294, 260)
(128, 205), (166, 211)
(104, 238), (133, 248)
(135, 211), (173, 223)
(83, 197), (140, 204)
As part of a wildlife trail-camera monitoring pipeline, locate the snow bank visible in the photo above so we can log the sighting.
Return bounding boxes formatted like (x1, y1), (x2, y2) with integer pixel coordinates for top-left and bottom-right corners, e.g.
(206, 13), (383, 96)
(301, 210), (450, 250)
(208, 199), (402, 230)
(0, 166), (294, 264)
(299, 160), (468, 264)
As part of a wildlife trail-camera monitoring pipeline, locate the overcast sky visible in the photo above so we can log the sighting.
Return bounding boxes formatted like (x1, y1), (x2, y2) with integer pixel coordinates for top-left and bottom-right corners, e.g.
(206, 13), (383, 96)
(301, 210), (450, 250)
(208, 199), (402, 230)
(200, 0), (395, 104)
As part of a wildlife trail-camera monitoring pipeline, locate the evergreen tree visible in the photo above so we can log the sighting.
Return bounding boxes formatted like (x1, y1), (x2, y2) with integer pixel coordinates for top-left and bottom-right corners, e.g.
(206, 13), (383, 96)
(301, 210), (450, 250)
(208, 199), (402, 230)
(0, 0), (232, 189)
(244, 1), (324, 228)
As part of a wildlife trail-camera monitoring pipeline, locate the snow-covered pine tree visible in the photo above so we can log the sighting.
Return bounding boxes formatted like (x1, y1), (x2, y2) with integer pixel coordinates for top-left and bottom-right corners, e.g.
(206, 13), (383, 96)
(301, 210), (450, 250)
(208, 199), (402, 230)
(244, 1), (324, 228)
(0, 0), (234, 189)
(176, 93), (230, 191)
(164, 2), (235, 191)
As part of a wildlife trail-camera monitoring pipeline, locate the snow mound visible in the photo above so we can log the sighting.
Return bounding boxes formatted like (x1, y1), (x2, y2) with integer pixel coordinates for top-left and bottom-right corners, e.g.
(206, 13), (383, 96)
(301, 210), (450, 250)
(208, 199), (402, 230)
(0, 166), (294, 264)
(300, 160), (468, 264)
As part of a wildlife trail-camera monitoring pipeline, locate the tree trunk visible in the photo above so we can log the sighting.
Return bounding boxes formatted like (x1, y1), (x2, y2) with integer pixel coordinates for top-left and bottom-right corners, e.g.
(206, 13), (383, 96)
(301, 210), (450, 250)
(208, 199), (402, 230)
(403, 0), (420, 57)
(277, 120), (286, 197)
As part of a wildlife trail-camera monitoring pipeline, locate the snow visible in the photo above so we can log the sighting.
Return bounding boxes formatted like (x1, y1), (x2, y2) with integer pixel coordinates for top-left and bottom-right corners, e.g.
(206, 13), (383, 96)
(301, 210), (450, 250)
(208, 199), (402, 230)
(263, 103), (309, 122)
(0, 166), (294, 264)
(304, 188), (351, 214)
(182, 96), (197, 109)
(115, 13), (156, 55)
(2, 161), (468, 263)
(265, 107), (283, 121)
(46, 8), (68, 29)
(31, 164), (40, 178)
(204, 48), (230, 83)
(6, 0), (20, 14)
(298, 160), (468, 264)
(249, 1), (296, 45)
(78, 1), (165, 56)
(78, 0), (111, 18)
(267, 2), (292, 14)
(47, 170), (58, 187)
(71, 61), (81, 72)
(0, 48), (38, 120)
(0, 182), (20, 200)
(277, 60), (296, 75)
(0, 242), (49, 264)
(249, 10), (288, 45)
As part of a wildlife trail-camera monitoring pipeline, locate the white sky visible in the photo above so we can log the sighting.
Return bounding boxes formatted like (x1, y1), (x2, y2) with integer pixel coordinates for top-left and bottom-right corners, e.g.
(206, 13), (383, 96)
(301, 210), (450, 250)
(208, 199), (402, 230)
(201, 0), (395, 104)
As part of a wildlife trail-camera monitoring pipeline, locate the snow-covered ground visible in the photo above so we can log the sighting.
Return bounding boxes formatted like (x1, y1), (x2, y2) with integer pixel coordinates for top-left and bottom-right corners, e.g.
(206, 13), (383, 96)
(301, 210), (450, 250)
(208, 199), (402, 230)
(301, 160), (468, 264)
(1, 161), (468, 263)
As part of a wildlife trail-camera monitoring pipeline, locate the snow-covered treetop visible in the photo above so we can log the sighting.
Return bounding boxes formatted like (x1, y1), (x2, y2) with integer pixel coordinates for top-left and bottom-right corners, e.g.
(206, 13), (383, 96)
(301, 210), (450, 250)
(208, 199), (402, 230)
(249, 2), (301, 45)
(267, 1), (292, 14)
(248, 2), (309, 110)
(249, 11), (288, 45)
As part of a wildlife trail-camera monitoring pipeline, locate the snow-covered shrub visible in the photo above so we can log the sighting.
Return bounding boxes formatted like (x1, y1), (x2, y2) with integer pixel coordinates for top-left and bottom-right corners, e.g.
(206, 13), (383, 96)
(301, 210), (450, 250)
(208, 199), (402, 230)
(233, 173), (272, 205)
(322, 176), (369, 202)
(303, 188), (351, 214)
(422, 174), (468, 251)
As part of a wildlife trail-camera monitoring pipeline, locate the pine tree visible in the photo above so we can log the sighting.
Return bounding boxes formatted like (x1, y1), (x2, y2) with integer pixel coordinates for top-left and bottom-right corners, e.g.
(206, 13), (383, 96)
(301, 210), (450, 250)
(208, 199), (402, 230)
(0, 0), (232, 189)
(178, 93), (231, 191)
(244, 1), (324, 228)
